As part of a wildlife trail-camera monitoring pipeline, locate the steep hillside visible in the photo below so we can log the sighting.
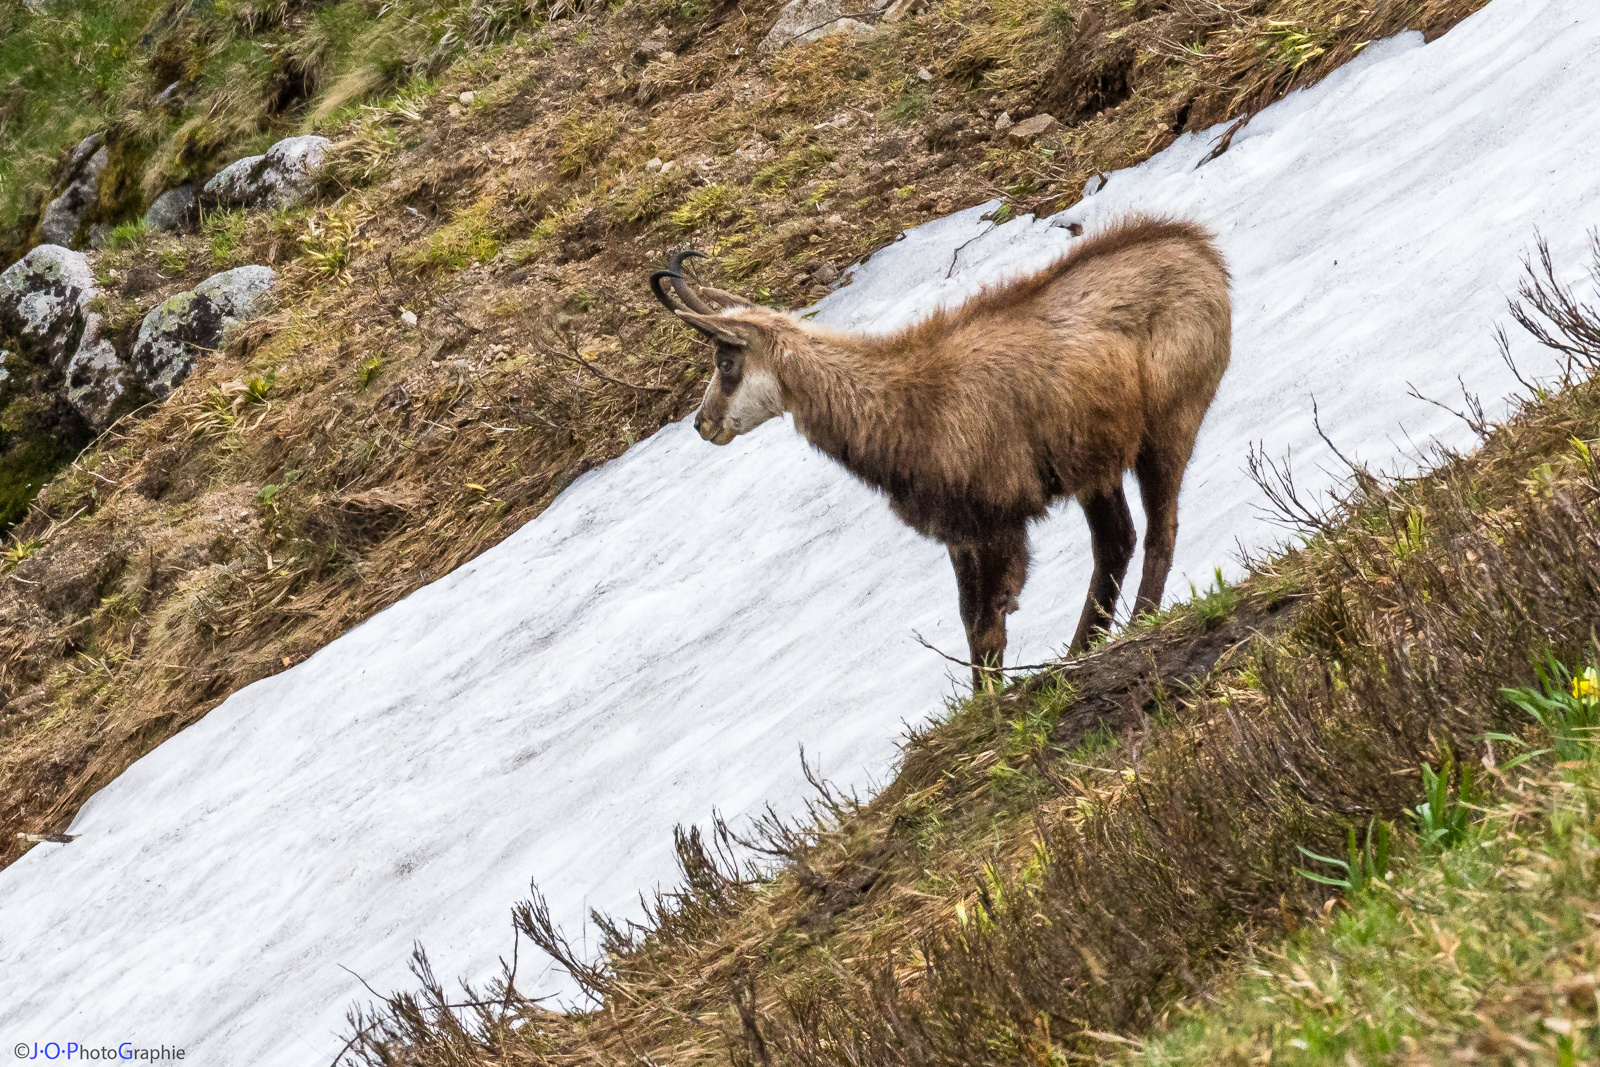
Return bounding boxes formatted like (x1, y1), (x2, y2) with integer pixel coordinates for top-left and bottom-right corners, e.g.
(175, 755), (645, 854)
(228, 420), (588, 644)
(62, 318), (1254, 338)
(338, 236), (1600, 1064)
(0, 0), (1489, 871)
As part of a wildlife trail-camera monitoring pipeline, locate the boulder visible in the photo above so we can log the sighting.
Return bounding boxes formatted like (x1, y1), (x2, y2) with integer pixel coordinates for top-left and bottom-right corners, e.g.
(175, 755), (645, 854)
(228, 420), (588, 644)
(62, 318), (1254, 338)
(39, 133), (108, 248)
(0, 244), (133, 426)
(62, 316), (128, 425)
(143, 185), (197, 233)
(202, 135), (330, 211)
(130, 266), (277, 394)
(759, 0), (879, 51)
(0, 245), (98, 373)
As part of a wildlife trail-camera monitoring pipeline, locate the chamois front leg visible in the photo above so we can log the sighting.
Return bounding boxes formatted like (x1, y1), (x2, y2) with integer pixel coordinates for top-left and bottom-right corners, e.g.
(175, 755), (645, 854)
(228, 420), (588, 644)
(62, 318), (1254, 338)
(1069, 485), (1137, 653)
(948, 526), (1030, 691)
(1132, 448), (1184, 618)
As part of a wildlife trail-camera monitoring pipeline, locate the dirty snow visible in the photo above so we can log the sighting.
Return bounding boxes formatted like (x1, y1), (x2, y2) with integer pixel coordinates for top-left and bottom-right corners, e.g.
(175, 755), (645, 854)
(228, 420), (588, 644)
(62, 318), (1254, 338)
(4, 0), (1600, 1062)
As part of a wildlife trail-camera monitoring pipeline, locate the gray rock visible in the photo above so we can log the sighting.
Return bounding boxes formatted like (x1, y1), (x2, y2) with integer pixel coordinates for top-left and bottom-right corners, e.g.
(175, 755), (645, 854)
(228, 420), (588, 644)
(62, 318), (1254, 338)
(0, 244), (133, 425)
(39, 133), (108, 248)
(143, 185), (197, 232)
(0, 244), (98, 373)
(1006, 113), (1059, 145)
(130, 266), (277, 394)
(63, 314), (128, 425)
(759, 0), (876, 51)
(203, 135), (330, 211)
(155, 81), (183, 114)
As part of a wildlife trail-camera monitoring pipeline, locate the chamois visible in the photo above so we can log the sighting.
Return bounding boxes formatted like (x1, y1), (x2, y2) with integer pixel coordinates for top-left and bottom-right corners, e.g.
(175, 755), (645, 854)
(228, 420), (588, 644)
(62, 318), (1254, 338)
(650, 215), (1232, 688)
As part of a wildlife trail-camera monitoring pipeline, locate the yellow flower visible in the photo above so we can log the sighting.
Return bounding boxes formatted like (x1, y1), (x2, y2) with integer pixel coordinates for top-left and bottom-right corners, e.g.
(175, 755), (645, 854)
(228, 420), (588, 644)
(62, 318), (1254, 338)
(1573, 667), (1598, 701)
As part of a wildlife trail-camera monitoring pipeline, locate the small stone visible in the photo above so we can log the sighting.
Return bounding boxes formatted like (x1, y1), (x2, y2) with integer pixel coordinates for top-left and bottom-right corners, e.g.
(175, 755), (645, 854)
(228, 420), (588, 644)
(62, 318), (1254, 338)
(155, 81), (183, 113)
(447, 103), (462, 118)
(400, 309), (419, 327)
(917, 67), (933, 82)
(143, 185), (197, 233)
(994, 112), (1013, 132)
(458, 91), (475, 105)
(0, 244), (99, 373)
(658, 51), (676, 61)
(825, 214), (844, 226)
(659, 160), (677, 175)
(645, 157), (664, 173)
(761, 0), (879, 51)
(1006, 113), (1059, 144)
(813, 262), (839, 284)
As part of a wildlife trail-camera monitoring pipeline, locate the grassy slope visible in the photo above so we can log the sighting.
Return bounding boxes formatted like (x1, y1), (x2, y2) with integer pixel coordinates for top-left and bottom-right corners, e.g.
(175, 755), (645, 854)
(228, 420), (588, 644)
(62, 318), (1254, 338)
(1137, 755), (1600, 1066)
(0, 0), (1490, 872)
(338, 246), (1600, 1064)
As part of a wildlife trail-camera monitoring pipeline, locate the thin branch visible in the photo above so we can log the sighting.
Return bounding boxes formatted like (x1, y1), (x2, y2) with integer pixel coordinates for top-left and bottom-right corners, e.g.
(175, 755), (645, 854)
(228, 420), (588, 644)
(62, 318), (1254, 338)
(911, 630), (1062, 674)
(1406, 377), (1493, 440)
(547, 340), (673, 394)
(778, 10), (885, 46)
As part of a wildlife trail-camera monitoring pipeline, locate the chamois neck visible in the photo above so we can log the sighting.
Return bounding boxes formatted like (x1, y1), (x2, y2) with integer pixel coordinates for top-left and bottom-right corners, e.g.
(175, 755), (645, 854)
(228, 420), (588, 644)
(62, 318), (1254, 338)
(768, 323), (917, 475)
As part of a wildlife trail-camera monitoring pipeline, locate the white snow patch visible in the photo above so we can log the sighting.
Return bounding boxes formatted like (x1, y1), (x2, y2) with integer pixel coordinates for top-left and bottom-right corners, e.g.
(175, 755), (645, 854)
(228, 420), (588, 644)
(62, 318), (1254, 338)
(4, 0), (1600, 1061)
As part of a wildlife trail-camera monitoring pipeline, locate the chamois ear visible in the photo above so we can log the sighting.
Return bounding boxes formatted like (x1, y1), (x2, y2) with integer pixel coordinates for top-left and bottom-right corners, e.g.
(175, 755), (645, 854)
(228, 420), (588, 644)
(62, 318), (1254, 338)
(676, 310), (756, 347)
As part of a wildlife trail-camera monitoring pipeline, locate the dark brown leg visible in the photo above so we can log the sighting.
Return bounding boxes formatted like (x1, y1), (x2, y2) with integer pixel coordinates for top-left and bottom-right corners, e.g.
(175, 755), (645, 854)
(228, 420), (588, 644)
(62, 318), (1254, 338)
(1132, 450), (1183, 619)
(948, 525), (1030, 691)
(1069, 485), (1136, 652)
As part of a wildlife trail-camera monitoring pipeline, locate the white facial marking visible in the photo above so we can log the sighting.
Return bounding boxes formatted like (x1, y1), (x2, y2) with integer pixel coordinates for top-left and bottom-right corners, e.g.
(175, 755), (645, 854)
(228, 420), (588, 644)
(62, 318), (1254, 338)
(722, 364), (783, 435)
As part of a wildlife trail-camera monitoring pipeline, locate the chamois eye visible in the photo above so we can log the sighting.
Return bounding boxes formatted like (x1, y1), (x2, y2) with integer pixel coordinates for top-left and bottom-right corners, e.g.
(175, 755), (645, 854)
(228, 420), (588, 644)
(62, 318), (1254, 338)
(717, 356), (735, 374)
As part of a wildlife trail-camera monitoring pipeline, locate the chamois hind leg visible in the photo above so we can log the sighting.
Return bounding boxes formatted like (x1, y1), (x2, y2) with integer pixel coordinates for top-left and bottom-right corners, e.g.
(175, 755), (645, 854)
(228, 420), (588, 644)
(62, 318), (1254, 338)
(948, 525), (1030, 691)
(1069, 485), (1136, 653)
(1131, 446), (1186, 620)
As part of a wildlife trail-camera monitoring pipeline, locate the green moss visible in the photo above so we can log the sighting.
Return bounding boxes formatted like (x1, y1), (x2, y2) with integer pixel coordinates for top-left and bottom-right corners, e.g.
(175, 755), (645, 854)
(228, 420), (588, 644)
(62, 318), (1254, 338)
(0, 344), (94, 536)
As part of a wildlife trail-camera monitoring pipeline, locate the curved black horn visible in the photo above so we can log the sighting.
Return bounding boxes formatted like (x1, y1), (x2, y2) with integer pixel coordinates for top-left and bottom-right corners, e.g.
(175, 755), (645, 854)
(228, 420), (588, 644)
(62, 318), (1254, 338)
(698, 285), (757, 311)
(648, 250), (716, 316)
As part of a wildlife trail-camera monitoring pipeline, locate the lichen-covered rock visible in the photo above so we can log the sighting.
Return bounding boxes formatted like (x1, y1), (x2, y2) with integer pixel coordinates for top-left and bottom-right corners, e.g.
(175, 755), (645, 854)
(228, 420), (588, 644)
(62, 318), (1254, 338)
(202, 135), (330, 211)
(758, 0), (881, 51)
(0, 245), (98, 373)
(38, 134), (108, 248)
(143, 185), (197, 233)
(62, 313), (127, 425)
(0, 245), (143, 426)
(130, 266), (277, 394)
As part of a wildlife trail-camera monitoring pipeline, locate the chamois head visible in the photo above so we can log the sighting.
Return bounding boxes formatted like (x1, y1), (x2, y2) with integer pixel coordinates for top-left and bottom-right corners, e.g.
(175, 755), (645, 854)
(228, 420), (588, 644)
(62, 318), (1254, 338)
(651, 251), (789, 445)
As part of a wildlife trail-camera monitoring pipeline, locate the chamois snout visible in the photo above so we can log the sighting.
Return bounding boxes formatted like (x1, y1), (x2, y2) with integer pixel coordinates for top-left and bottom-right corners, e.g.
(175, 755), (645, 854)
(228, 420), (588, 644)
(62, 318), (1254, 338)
(693, 344), (783, 445)
(694, 408), (737, 445)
